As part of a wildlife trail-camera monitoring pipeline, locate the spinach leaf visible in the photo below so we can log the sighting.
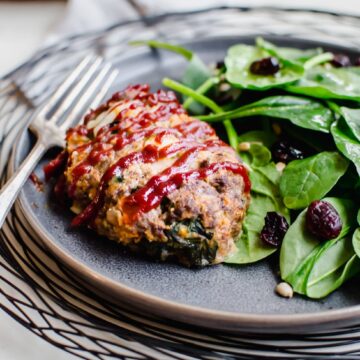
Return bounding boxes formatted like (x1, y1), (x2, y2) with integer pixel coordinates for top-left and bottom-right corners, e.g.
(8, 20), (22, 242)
(238, 130), (274, 166)
(238, 130), (276, 148)
(226, 38), (329, 92)
(240, 143), (272, 168)
(280, 198), (356, 295)
(340, 107), (360, 142)
(198, 96), (335, 133)
(303, 53), (334, 70)
(250, 164), (280, 198)
(274, 47), (322, 63)
(279, 151), (349, 209)
(280, 207), (320, 283)
(226, 163), (289, 265)
(284, 230), (356, 297)
(285, 241), (325, 295)
(256, 37), (331, 69)
(331, 118), (360, 176)
(250, 166), (276, 196)
(225, 44), (304, 91)
(244, 148), (288, 213)
(225, 194), (285, 264)
(285, 66), (360, 101)
(352, 228), (360, 258)
(352, 228), (360, 257)
(256, 37), (306, 67)
(239, 144), (285, 210)
(358, 209), (360, 226)
(330, 164), (360, 201)
(256, 162), (283, 185)
(306, 236), (360, 298)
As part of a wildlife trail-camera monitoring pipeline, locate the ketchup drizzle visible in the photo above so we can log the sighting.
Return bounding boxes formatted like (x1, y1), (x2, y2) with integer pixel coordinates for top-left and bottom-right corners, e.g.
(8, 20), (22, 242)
(63, 85), (251, 228)
(174, 121), (216, 140)
(122, 161), (250, 224)
(71, 139), (237, 227)
(43, 151), (68, 181)
(68, 143), (112, 198)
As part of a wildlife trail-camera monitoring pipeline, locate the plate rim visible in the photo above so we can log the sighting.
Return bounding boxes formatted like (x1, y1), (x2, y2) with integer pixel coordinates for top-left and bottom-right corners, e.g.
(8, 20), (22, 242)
(7, 6), (360, 333)
(16, 174), (360, 333)
(13, 101), (360, 334)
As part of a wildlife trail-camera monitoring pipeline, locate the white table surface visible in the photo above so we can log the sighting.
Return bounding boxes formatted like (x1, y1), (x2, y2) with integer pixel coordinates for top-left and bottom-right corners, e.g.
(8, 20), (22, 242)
(2, 0), (360, 77)
(1, 1), (360, 359)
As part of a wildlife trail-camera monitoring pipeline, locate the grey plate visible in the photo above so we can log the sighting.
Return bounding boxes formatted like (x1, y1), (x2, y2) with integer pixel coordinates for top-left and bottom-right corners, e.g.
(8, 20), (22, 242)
(13, 36), (360, 333)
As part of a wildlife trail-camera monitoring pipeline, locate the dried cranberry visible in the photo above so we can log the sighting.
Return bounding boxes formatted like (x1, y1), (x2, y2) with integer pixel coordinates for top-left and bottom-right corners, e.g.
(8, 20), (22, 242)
(331, 54), (351, 68)
(261, 212), (289, 247)
(250, 57), (280, 76)
(271, 140), (304, 164)
(306, 200), (342, 240)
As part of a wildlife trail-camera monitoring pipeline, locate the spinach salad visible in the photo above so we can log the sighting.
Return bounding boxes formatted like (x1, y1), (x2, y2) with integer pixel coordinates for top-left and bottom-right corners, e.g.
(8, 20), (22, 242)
(133, 38), (360, 300)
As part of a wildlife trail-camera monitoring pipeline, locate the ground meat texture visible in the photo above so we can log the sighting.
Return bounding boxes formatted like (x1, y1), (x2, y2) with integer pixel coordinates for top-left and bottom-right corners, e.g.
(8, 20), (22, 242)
(62, 84), (251, 267)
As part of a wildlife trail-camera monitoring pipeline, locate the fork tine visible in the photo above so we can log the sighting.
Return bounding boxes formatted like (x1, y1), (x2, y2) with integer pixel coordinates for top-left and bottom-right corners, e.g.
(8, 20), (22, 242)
(60, 64), (116, 130)
(87, 68), (119, 110)
(50, 57), (103, 124)
(37, 55), (93, 117)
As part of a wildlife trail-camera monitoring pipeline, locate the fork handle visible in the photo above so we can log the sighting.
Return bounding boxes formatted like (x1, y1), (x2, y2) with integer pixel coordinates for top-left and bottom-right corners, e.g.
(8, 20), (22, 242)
(0, 140), (47, 228)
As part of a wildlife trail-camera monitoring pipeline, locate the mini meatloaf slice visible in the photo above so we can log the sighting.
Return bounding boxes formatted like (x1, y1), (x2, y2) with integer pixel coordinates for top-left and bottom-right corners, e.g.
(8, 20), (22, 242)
(57, 84), (250, 266)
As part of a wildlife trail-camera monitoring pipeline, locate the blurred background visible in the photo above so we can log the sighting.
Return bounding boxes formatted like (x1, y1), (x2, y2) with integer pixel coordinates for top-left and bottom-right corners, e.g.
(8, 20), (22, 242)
(1, 0), (359, 76)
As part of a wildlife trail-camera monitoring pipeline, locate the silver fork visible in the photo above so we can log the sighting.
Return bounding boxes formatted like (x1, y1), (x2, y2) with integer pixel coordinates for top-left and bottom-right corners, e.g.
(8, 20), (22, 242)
(0, 56), (118, 228)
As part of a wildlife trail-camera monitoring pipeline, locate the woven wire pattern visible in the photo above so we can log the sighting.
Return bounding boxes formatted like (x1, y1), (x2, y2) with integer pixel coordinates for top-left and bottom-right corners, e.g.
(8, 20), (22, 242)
(2, 7), (360, 359)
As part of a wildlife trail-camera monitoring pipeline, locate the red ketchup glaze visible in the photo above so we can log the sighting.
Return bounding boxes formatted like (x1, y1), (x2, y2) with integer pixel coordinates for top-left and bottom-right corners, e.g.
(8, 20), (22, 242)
(68, 127), (182, 199)
(121, 141), (250, 224)
(122, 161), (250, 224)
(68, 84), (185, 179)
(112, 127), (181, 151)
(68, 164), (93, 198)
(174, 120), (216, 140)
(65, 85), (251, 227)
(68, 143), (112, 198)
(66, 125), (89, 141)
(71, 139), (237, 227)
(71, 144), (158, 227)
(98, 99), (184, 141)
(82, 84), (151, 126)
(43, 151), (68, 181)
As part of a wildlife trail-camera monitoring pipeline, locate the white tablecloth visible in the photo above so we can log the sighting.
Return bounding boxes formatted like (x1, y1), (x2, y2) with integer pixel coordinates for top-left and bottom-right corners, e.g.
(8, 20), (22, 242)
(0, 1), (359, 359)
(3, 0), (360, 77)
